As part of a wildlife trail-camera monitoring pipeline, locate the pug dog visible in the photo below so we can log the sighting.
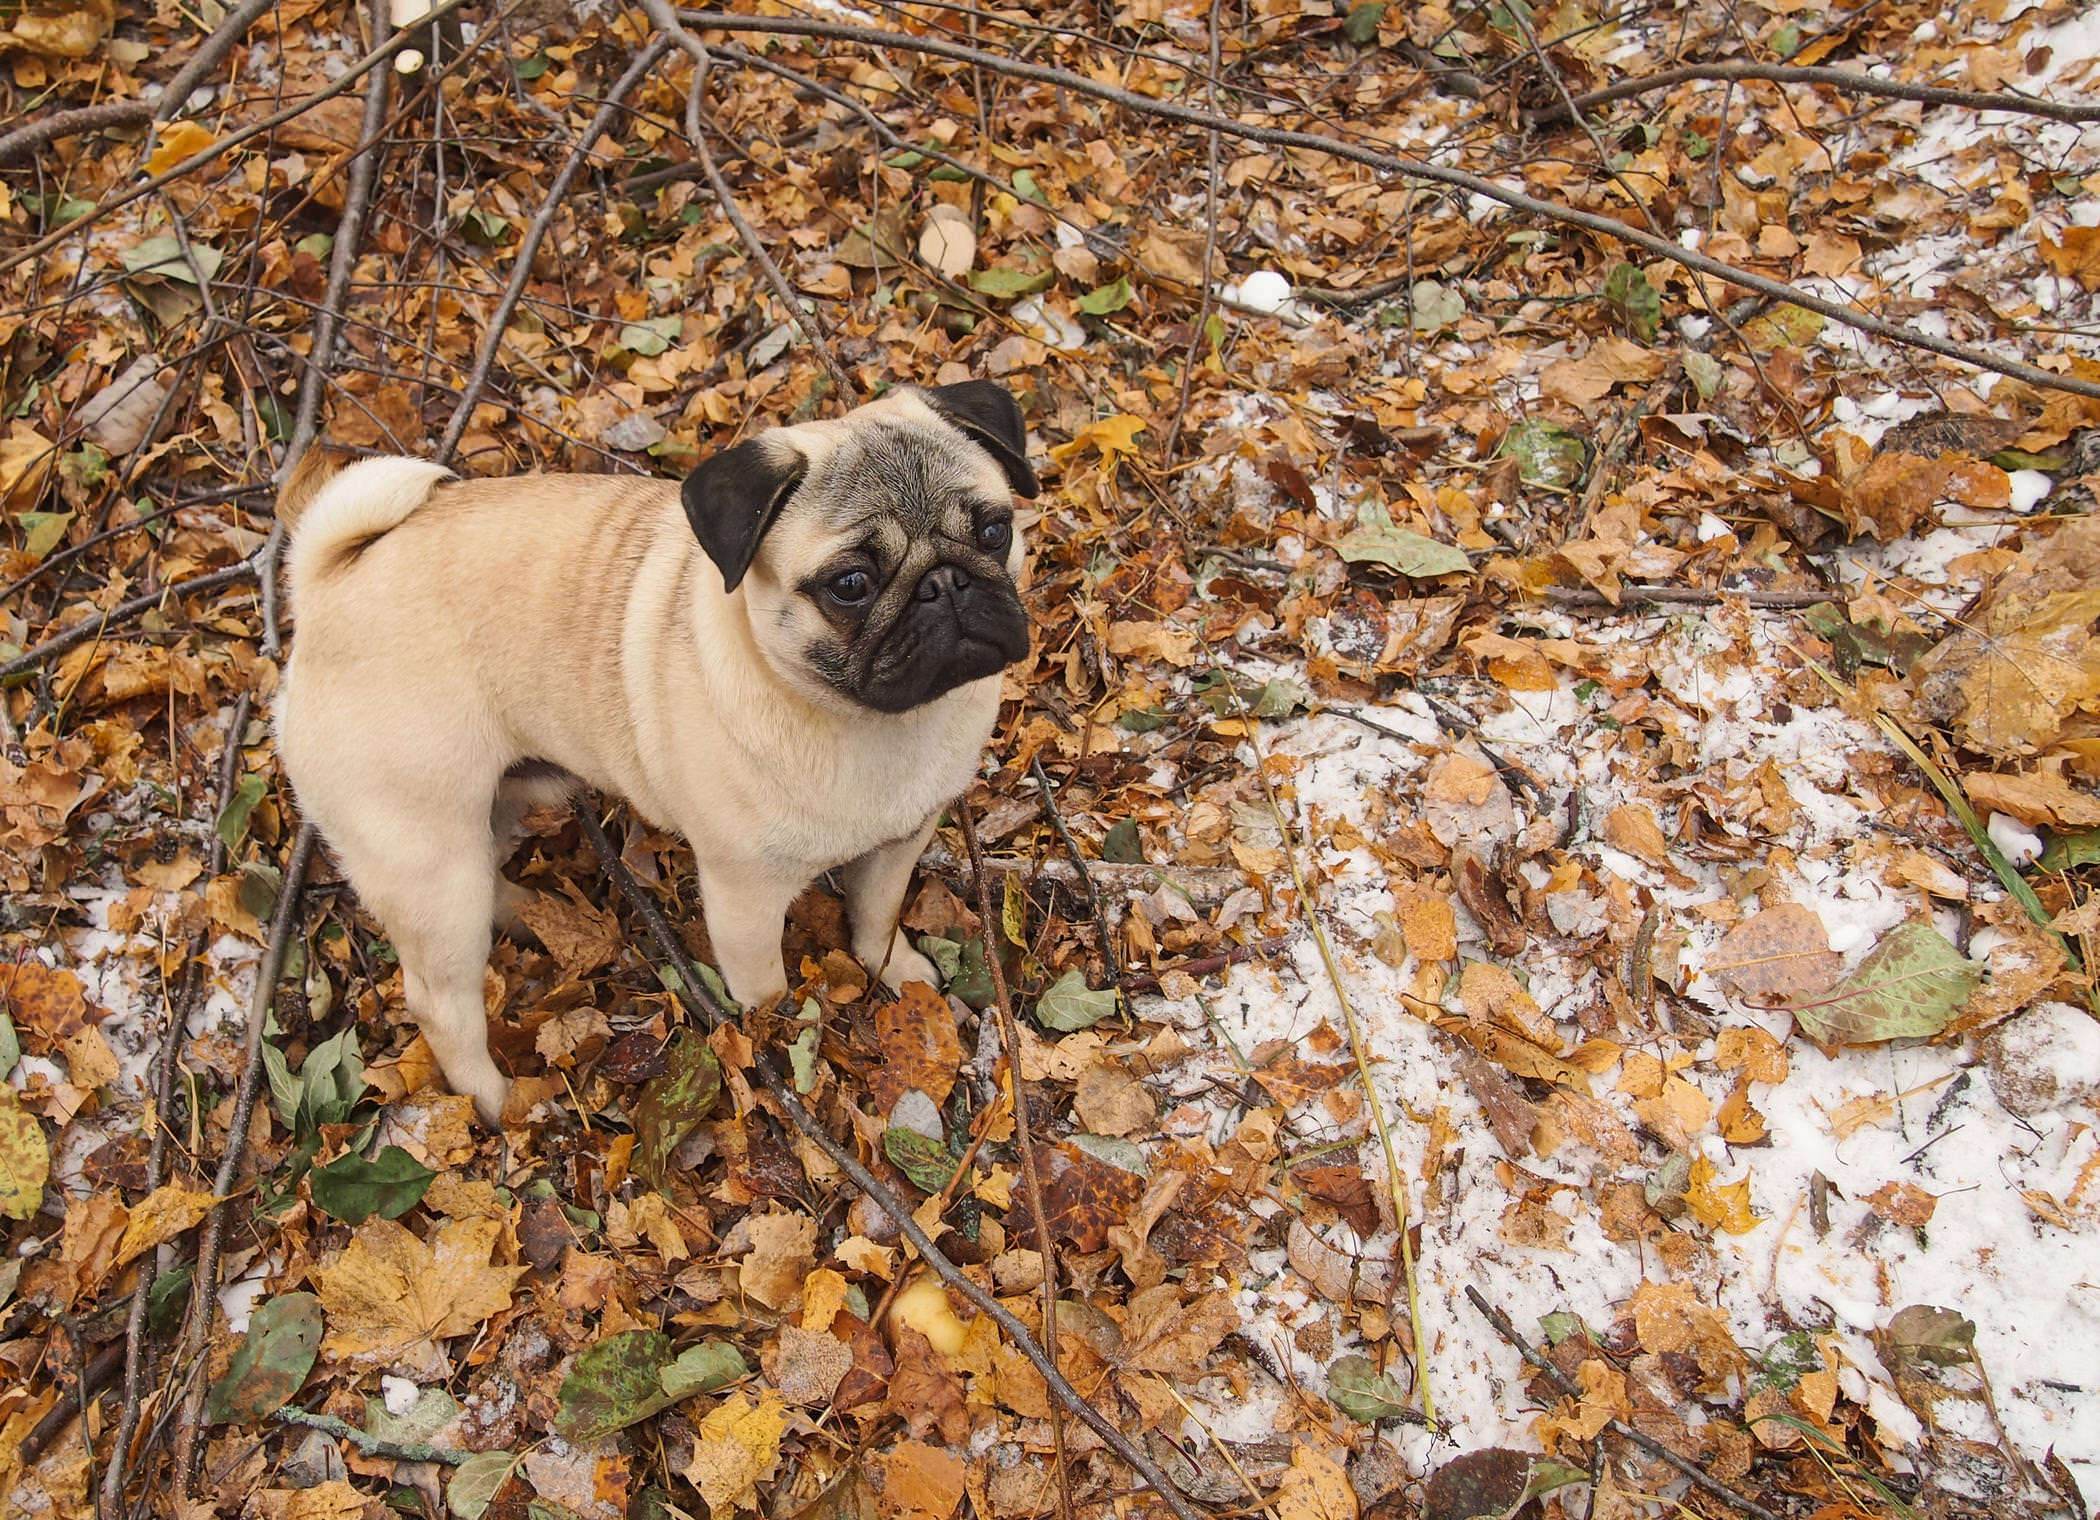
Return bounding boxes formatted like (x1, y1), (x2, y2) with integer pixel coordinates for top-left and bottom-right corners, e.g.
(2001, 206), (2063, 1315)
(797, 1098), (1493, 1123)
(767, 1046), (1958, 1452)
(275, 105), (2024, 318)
(276, 382), (1037, 1125)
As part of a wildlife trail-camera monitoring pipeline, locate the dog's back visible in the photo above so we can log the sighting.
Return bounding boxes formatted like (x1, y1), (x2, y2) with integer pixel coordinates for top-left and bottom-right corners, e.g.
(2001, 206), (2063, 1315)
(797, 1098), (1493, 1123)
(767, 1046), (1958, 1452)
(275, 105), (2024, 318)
(282, 451), (453, 593)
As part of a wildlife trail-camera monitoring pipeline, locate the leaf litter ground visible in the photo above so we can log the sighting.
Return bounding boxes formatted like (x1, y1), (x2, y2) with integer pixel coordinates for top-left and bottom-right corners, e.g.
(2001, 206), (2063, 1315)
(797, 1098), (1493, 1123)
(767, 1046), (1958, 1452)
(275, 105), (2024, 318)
(3, 2), (2100, 1519)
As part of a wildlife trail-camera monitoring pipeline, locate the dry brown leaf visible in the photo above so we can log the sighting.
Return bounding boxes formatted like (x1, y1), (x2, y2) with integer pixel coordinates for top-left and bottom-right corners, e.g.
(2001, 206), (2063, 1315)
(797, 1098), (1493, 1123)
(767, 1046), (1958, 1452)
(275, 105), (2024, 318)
(1963, 769), (2100, 828)
(1863, 1180), (1937, 1227)
(316, 1216), (525, 1376)
(871, 982), (964, 1114)
(739, 1210), (817, 1310)
(1539, 336), (1667, 409)
(1705, 905), (1841, 1003)
(515, 890), (624, 981)
(771, 1324), (853, 1407)
(1274, 1442), (1357, 1520)
(878, 1439), (966, 1520)
(1602, 803), (1671, 867)
(112, 1185), (216, 1269)
(1073, 1063), (1156, 1136)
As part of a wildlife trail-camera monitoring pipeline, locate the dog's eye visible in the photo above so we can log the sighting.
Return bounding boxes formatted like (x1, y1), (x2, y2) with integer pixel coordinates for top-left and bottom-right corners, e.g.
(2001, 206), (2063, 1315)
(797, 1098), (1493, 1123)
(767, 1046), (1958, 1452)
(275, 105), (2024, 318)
(977, 519), (1012, 554)
(828, 568), (874, 605)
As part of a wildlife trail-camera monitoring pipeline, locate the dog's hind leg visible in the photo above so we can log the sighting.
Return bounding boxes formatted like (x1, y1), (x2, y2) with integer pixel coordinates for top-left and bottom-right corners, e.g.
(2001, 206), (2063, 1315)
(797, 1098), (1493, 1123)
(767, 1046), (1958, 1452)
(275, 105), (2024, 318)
(488, 761), (578, 937)
(326, 806), (512, 1126)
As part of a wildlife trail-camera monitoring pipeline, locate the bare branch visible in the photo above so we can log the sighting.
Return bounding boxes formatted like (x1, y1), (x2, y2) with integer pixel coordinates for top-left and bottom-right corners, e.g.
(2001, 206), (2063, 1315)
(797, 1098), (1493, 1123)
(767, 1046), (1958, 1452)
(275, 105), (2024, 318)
(1542, 60), (2100, 128)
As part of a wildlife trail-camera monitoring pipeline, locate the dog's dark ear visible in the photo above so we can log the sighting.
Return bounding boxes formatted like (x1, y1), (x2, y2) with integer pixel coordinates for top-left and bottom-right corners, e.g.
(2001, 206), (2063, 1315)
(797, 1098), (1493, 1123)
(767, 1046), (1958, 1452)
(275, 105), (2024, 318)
(681, 437), (809, 592)
(923, 381), (1039, 499)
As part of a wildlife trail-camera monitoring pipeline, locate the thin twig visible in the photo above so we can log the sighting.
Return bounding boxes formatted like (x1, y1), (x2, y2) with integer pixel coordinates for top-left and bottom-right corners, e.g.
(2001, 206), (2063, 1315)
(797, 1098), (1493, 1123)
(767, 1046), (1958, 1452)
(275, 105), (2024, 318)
(642, 0), (857, 403)
(918, 845), (1246, 907)
(570, 804), (1205, 1520)
(265, 0), (399, 655)
(271, 1407), (474, 1465)
(959, 797), (1074, 1520)
(0, 560), (260, 686)
(1118, 939), (1288, 994)
(174, 822), (320, 1496)
(0, 103), (151, 167)
(1464, 1286), (1786, 1520)
(1028, 758), (1123, 983)
(666, 10), (2100, 403)
(434, 33), (675, 465)
(1570, 358), (1682, 542)
(1163, 0), (1223, 465)
(1539, 61), (2100, 128)
(1543, 584), (1834, 609)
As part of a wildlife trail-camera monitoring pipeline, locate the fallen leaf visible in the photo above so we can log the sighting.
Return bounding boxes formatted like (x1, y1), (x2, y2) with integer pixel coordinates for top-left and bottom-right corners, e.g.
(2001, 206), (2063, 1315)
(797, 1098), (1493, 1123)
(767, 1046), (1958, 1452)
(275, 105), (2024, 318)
(113, 1184), (217, 1268)
(1074, 1062), (1155, 1136)
(206, 1292), (324, 1424)
(1862, 1180), (1936, 1227)
(1274, 1441), (1356, 1520)
(877, 1439), (964, 1520)
(684, 1391), (788, 1520)
(1684, 1156), (1762, 1234)
(872, 982), (964, 1113)
(516, 890), (624, 980)
(1539, 335), (1667, 409)
(0, 1087), (48, 1221)
(1706, 905), (1841, 1002)
(316, 1216), (525, 1376)
(771, 1323), (852, 1406)
(1790, 922), (1981, 1046)
(740, 1210), (817, 1310)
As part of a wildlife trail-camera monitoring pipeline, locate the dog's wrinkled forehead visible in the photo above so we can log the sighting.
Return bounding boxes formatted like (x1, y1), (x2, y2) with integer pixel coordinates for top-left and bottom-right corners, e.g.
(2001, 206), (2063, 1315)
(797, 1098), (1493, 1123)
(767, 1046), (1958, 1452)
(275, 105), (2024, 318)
(800, 421), (1003, 537)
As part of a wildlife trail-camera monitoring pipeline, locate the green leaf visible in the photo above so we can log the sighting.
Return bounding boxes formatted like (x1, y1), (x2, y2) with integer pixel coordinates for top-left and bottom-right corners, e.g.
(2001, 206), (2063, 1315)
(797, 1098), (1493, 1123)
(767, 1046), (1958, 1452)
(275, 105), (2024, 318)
(295, 232), (334, 259)
(1333, 500), (1471, 577)
(788, 1022), (821, 1094)
(1327, 1353), (1410, 1421)
(1789, 923), (1981, 1046)
(633, 1030), (722, 1188)
(1408, 278), (1465, 333)
(449, 1452), (521, 1520)
(967, 266), (1056, 299)
(1101, 819), (1144, 864)
(1754, 1329), (1820, 1391)
(1076, 276), (1133, 316)
(364, 1385), (463, 1446)
(1067, 1132), (1147, 1175)
(1343, 3), (1386, 44)
(659, 1340), (745, 1400)
(239, 860), (282, 922)
(205, 1292), (324, 1424)
(1115, 705), (1173, 733)
(1990, 447), (2067, 473)
(1884, 1304), (1975, 1367)
(1537, 1311), (1586, 1346)
(19, 511), (72, 560)
(0, 1013), (18, 1080)
(949, 935), (995, 1011)
(309, 1145), (435, 1226)
(216, 773), (267, 853)
(1499, 419), (1590, 492)
(618, 316), (683, 356)
(148, 1262), (193, 1333)
(457, 208), (512, 246)
(1010, 169), (1048, 205)
(1603, 262), (1660, 343)
(2040, 826), (2100, 872)
(1035, 968), (1118, 1032)
(884, 1126), (960, 1193)
(916, 934), (963, 986)
(555, 1329), (680, 1440)
(1683, 349), (1724, 400)
(119, 234), (223, 286)
(298, 1025), (367, 1132)
(512, 51), (550, 80)
(1768, 20), (1803, 57)
(1249, 677), (1312, 719)
(1001, 874), (1028, 948)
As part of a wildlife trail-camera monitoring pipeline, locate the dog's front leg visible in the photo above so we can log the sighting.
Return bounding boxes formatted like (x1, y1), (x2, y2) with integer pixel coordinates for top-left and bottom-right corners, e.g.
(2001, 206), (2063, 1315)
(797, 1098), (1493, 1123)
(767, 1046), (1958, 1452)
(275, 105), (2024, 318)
(840, 817), (944, 993)
(695, 860), (801, 1009)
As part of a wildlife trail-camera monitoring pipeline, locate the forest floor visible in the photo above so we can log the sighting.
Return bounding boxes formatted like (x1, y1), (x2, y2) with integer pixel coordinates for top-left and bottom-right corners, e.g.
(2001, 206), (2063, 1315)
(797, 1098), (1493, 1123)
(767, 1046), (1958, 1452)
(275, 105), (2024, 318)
(2, 2), (2099, 1519)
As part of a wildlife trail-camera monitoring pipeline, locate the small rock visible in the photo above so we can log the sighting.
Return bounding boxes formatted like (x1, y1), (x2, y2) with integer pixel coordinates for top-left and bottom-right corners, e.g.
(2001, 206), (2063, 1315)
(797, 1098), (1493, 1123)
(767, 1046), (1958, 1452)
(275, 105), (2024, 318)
(279, 1428), (347, 1488)
(1239, 269), (1293, 314)
(1982, 1003), (2100, 1115)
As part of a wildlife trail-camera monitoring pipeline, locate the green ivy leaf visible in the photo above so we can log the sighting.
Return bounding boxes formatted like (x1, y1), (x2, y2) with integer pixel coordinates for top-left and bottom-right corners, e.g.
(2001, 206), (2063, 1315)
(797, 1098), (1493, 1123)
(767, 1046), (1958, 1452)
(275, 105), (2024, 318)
(205, 1292), (324, 1424)
(1035, 968), (1118, 1032)
(1789, 923), (1981, 1046)
(308, 1145), (435, 1226)
(1076, 275), (1133, 316)
(884, 1126), (960, 1194)
(1333, 500), (1471, 577)
(1327, 1353), (1411, 1421)
(633, 1030), (722, 1188)
(2040, 826), (2100, 871)
(555, 1329), (680, 1441)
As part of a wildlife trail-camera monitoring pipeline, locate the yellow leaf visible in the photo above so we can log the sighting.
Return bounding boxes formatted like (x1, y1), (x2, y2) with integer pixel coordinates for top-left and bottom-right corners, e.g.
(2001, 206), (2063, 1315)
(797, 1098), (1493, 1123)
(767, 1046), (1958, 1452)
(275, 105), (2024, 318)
(0, 1088), (48, 1222)
(683, 1391), (787, 1520)
(316, 1216), (525, 1375)
(0, 423), (57, 513)
(113, 1185), (218, 1268)
(146, 119), (217, 177)
(1274, 1442), (1356, 1520)
(1048, 412), (1146, 468)
(1685, 1156), (1762, 1234)
(799, 1267), (849, 1335)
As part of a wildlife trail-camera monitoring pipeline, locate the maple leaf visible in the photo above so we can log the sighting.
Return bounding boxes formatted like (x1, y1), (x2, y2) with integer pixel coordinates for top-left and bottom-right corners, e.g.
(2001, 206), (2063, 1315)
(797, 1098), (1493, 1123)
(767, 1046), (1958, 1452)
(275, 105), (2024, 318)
(1048, 412), (1146, 469)
(316, 1216), (524, 1377)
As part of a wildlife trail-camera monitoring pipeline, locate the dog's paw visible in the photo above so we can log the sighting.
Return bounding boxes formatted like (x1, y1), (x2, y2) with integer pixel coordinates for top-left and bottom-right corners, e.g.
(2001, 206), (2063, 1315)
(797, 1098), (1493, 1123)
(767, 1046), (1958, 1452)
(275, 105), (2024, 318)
(877, 938), (944, 995)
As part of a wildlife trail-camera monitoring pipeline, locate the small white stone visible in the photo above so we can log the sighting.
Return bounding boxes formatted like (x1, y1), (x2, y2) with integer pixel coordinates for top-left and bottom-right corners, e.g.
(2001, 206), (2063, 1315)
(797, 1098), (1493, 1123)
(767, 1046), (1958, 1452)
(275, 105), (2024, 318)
(889, 1089), (944, 1142)
(1985, 811), (2043, 867)
(382, 1376), (420, 1415)
(1238, 269), (1293, 314)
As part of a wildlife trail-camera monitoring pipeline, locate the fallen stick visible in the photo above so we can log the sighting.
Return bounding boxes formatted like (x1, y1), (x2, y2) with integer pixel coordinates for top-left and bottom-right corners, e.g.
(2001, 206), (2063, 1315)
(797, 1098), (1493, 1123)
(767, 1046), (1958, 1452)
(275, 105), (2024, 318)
(919, 845), (1248, 909)
(0, 559), (260, 685)
(571, 803), (1207, 1520)
(1540, 61), (2100, 128)
(1543, 584), (1835, 609)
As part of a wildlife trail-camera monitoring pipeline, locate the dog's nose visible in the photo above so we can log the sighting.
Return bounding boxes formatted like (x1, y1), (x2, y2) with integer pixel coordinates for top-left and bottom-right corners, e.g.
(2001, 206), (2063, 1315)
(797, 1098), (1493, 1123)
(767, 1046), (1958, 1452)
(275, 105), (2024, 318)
(915, 563), (971, 602)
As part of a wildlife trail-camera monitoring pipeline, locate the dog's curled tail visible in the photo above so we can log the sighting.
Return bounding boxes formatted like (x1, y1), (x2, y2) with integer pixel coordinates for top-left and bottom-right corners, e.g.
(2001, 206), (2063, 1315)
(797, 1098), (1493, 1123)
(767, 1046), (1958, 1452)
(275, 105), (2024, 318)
(282, 452), (453, 591)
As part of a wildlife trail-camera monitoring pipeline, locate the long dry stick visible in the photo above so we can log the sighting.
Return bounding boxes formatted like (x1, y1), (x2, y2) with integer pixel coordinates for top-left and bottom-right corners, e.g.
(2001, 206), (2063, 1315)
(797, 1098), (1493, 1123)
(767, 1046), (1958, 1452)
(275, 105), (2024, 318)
(1546, 60), (2100, 126)
(641, 0), (857, 403)
(0, 0), (468, 281)
(0, 560), (259, 685)
(1465, 1286), (1785, 1520)
(958, 798), (1074, 1520)
(173, 822), (320, 1495)
(434, 34), (676, 466)
(666, 11), (2100, 403)
(261, 0), (398, 656)
(570, 805), (1205, 1520)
